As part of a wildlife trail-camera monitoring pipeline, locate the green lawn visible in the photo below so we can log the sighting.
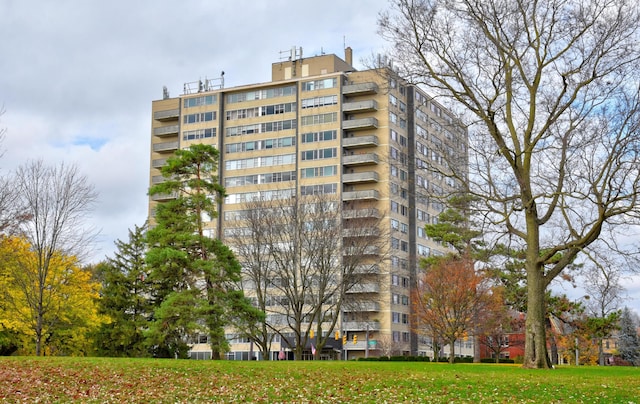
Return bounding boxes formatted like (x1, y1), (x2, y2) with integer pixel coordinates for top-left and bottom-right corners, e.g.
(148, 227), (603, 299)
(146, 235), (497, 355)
(0, 357), (638, 403)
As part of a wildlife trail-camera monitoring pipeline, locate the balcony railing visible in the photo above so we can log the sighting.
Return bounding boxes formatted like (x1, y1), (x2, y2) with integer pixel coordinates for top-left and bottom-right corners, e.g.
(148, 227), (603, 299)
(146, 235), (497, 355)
(343, 117), (378, 131)
(349, 264), (380, 275)
(151, 175), (165, 184)
(342, 100), (377, 113)
(153, 141), (179, 152)
(342, 82), (378, 96)
(342, 171), (379, 184)
(343, 321), (381, 331)
(151, 192), (178, 201)
(342, 135), (379, 149)
(343, 301), (380, 312)
(153, 125), (179, 137)
(343, 227), (380, 237)
(342, 190), (380, 201)
(342, 208), (380, 219)
(153, 108), (180, 121)
(346, 283), (380, 294)
(343, 153), (379, 166)
(152, 158), (168, 168)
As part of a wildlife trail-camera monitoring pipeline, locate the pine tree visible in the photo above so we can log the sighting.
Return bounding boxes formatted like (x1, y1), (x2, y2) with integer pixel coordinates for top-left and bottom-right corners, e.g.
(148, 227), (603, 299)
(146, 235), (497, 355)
(95, 223), (153, 357)
(146, 144), (262, 359)
(617, 307), (640, 365)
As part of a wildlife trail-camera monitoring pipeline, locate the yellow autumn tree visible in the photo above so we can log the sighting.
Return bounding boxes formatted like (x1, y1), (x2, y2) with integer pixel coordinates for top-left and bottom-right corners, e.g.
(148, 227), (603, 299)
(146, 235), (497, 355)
(0, 235), (103, 355)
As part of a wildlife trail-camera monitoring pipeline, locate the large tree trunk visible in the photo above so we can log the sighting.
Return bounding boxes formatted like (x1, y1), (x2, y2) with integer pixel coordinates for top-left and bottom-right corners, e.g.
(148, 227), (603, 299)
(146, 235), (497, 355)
(524, 265), (551, 368)
(449, 338), (456, 364)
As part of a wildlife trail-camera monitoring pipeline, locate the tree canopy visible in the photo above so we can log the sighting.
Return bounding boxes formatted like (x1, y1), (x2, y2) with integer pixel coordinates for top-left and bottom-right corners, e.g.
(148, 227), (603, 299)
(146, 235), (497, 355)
(379, 0), (640, 368)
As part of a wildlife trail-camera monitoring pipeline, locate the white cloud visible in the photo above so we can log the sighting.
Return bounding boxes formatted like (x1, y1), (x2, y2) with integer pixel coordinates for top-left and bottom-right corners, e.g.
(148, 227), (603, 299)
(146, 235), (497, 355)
(0, 0), (388, 263)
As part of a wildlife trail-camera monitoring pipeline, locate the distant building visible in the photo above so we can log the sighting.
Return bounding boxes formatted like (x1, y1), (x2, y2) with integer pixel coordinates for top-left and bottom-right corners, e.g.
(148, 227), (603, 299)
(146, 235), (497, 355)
(149, 47), (468, 359)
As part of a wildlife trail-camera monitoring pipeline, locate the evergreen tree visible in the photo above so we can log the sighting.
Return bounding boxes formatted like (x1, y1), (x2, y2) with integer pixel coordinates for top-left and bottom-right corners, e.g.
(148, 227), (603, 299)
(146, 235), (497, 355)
(617, 307), (640, 365)
(146, 144), (262, 359)
(94, 223), (152, 357)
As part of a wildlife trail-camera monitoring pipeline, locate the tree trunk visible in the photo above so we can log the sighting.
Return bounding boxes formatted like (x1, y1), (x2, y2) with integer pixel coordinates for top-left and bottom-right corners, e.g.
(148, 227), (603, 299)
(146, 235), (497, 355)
(35, 303), (43, 356)
(449, 338), (455, 364)
(523, 264), (551, 368)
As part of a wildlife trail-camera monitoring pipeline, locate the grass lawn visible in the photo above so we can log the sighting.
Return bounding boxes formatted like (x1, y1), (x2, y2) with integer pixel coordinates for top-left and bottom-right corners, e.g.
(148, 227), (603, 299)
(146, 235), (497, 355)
(0, 357), (638, 403)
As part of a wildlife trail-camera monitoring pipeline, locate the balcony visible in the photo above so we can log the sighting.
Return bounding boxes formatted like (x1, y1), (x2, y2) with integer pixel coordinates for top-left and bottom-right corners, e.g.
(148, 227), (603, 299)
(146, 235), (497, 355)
(153, 141), (179, 152)
(151, 192), (178, 201)
(344, 302), (380, 312)
(343, 227), (380, 238)
(152, 158), (168, 168)
(342, 82), (378, 96)
(342, 100), (377, 113)
(343, 153), (379, 166)
(343, 321), (381, 331)
(343, 208), (380, 219)
(153, 125), (179, 137)
(342, 189), (380, 201)
(343, 117), (378, 131)
(346, 283), (380, 294)
(344, 245), (380, 256)
(350, 264), (380, 275)
(343, 171), (379, 184)
(153, 108), (180, 121)
(151, 175), (165, 185)
(342, 135), (379, 149)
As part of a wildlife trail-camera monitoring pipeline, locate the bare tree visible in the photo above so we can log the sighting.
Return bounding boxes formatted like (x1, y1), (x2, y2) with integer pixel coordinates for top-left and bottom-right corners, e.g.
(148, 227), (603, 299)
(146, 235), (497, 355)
(13, 160), (98, 355)
(226, 192), (386, 360)
(0, 107), (28, 235)
(581, 255), (625, 365)
(379, 0), (640, 368)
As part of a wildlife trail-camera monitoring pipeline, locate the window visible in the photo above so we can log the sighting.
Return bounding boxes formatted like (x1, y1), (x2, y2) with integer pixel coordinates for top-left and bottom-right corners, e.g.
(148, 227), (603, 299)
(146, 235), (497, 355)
(390, 201), (399, 213)
(225, 154), (296, 171)
(301, 112), (337, 126)
(225, 137), (295, 153)
(227, 85), (296, 103)
(301, 95), (338, 108)
(225, 171), (296, 187)
(392, 312), (401, 323)
(183, 111), (216, 124)
(226, 120), (296, 137)
(182, 128), (216, 141)
(184, 95), (216, 108)
(301, 148), (337, 161)
(301, 78), (337, 91)
(300, 165), (337, 178)
(391, 219), (399, 231)
(300, 183), (337, 195)
(301, 130), (337, 143)
(417, 244), (430, 256)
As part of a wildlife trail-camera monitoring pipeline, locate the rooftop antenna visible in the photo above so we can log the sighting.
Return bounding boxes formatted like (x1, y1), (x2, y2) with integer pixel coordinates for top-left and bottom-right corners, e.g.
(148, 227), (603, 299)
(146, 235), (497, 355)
(162, 86), (169, 100)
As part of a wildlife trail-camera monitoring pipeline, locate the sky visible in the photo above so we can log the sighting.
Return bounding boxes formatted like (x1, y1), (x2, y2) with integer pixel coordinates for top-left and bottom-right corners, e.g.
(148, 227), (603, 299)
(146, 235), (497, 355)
(0, 0), (638, 315)
(0, 0), (389, 261)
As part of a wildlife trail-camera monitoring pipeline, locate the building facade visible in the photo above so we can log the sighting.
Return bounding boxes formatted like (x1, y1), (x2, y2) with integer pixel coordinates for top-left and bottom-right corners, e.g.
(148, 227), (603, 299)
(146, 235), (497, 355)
(149, 48), (468, 360)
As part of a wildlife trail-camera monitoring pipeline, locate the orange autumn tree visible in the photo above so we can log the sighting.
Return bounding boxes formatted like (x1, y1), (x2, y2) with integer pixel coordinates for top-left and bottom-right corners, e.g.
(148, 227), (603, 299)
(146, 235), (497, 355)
(413, 254), (496, 363)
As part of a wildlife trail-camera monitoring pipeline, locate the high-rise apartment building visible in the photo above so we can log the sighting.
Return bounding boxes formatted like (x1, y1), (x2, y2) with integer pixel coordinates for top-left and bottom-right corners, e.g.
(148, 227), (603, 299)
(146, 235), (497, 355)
(149, 47), (468, 360)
